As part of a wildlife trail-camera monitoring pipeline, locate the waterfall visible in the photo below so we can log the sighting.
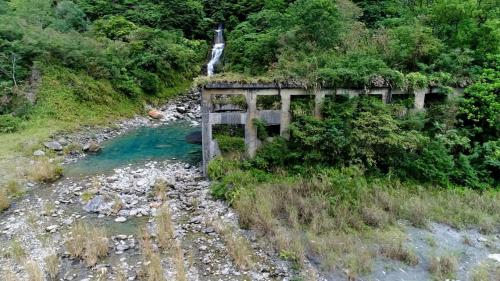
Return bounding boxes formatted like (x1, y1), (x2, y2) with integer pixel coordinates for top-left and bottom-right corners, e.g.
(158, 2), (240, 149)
(207, 25), (224, 76)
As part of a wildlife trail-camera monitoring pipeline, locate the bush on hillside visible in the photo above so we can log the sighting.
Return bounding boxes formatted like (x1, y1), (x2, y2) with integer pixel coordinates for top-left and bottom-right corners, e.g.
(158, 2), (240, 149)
(0, 114), (21, 133)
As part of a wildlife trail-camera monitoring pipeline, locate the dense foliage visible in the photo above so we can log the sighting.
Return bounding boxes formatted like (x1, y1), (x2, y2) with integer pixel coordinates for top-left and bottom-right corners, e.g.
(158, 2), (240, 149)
(0, 0), (498, 189)
(222, 0), (499, 88)
(0, 0), (208, 120)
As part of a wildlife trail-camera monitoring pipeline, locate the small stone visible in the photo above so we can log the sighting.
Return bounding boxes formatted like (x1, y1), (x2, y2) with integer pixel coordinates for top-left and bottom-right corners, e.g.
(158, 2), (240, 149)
(116, 244), (130, 251)
(115, 217), (127, 223)
(44, 141), (63, 151)
(83, 141), (101, 153)
(115, 235), (128, 240)
(45, 225), (58, 232)
(478, 237), (488, 242)
(33, 150), (45, 157)
(148, 109), (164, 119)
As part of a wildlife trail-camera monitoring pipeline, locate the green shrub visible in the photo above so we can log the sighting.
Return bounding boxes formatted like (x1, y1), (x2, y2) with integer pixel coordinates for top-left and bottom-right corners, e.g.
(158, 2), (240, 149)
(215, 135), (245, 154)
(252, 118), (268, 140)
(408, 141), (454, 186)
(0, 114), (21, 133)
(405, 72), (429, 90)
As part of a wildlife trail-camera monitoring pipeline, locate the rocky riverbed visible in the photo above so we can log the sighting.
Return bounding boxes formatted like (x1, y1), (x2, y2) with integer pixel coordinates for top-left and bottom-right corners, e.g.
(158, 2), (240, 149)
(0, 161), (302, 280)
(0, 91), (312, 281)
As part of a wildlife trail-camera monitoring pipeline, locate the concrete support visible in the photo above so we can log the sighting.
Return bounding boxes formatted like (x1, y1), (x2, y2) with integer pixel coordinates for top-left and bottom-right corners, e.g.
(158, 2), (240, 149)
(201, 91), (212, 177)
(314, 91), (325, 118)
(245, 90), (258, 158)
(280, 91), (291, 139)
(414, 89), (427, 110)
(201, 84), (463, 176)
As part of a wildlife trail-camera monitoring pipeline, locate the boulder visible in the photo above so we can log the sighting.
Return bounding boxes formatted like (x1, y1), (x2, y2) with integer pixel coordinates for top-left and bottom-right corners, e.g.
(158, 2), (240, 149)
(44, 141), (63, 151)
(83, 141), (101, 153)
(83, 195), (105, 213)
(57, 138), (69, 146)
(148, 109), (164, 119)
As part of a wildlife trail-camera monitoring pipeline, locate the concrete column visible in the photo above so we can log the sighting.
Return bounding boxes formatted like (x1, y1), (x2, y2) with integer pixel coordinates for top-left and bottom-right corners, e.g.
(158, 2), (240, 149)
(314, 91), (325, 118)
(280, 91), (291, 139)
(245, 90), (258, 158)
(381, 90), (390, 104)
(414, 88), (427, 110)
(201, 90), (212, 176)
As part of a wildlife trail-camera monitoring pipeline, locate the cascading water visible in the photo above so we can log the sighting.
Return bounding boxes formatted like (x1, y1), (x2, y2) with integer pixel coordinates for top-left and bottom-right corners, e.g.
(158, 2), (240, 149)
(207, 25), (224, 76)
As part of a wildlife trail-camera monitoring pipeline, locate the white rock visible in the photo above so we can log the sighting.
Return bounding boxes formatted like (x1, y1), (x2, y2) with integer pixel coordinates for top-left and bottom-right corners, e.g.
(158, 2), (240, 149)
(115, 217), (127, 223)
(33, 150), (45, 157)
(45, 225), (58, 232)
(488, 253), (500, 263)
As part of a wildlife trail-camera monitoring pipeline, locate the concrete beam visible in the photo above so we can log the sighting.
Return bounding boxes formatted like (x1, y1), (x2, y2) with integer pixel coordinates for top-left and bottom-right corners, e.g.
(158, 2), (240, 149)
(209, 112), (246, 124)
(258, 110), (281, 125)
(203, 88), (248, 96)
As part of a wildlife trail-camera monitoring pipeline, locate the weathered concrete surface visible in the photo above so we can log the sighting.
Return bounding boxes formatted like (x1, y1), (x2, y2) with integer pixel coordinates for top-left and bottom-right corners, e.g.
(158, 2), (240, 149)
(201, 84), (464, 174)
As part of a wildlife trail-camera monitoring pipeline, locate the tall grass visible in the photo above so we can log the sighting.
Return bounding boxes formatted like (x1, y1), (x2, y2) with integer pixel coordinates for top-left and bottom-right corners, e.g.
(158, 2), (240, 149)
(231, 167), (499, 276)
(65, 221), (109, 266)
(156, 205), (174, 249)
(28, 158), (63, 183)
(211, 220), (254, 270)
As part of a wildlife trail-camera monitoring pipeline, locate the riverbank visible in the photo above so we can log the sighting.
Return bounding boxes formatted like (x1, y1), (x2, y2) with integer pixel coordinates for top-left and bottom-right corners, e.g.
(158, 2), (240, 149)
(0, 90), (302, 281)
(0, 82), (196, 185)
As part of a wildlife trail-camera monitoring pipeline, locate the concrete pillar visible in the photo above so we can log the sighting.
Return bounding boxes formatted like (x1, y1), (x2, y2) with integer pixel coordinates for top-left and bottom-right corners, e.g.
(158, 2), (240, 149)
(280, 91), (291, 139)
(414, 88), (427, 110)
(314, 91), (325, 118)
(245, 90), (258, 158)
(201, 90), (212, 176)
(381, 90), (390, 104)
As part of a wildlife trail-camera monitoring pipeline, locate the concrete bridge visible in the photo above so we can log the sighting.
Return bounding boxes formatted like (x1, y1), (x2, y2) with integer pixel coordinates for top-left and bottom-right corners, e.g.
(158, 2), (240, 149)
(201, 83), (463, 175)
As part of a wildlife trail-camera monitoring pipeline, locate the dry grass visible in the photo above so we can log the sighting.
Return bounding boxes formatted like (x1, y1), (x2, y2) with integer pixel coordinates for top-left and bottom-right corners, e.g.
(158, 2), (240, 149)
(65, 221), (108, 266)
(28, 158), (63, 183)
(153, 179), (169, 201)
(139, 228), (165, 281)
(111, 196), (123, 214)
(0, 189), (11, 212)
(174, 242), (187, 281)
(429, 254), (458, 280)
(378, 231), (419, 266)
(44, 254), (59, 279)
(231, 172), (500, 276)
(361, 205), (391, 227)
(212, 220), (254, 270)
(156, 205), (174, 249)
(114, 267), (127, 281)
(43, 201), (56, 215)
(4, 180), (24, 198)
(2, 268), (19, 281)
(24, 260), (43, 281)
(9, 240), (26, 263)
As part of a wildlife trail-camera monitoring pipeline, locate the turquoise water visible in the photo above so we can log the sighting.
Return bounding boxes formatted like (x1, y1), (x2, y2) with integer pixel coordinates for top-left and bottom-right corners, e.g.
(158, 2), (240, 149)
(66, 122), (202, 176)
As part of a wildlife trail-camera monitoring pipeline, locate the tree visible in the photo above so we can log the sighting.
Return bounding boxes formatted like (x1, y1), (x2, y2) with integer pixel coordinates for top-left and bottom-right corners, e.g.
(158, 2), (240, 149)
(459, 66), (500, 141)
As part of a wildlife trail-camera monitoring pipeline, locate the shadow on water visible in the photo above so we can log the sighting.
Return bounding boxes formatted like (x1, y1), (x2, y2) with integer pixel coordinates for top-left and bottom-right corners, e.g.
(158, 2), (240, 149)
(65, 121), (202, 177)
